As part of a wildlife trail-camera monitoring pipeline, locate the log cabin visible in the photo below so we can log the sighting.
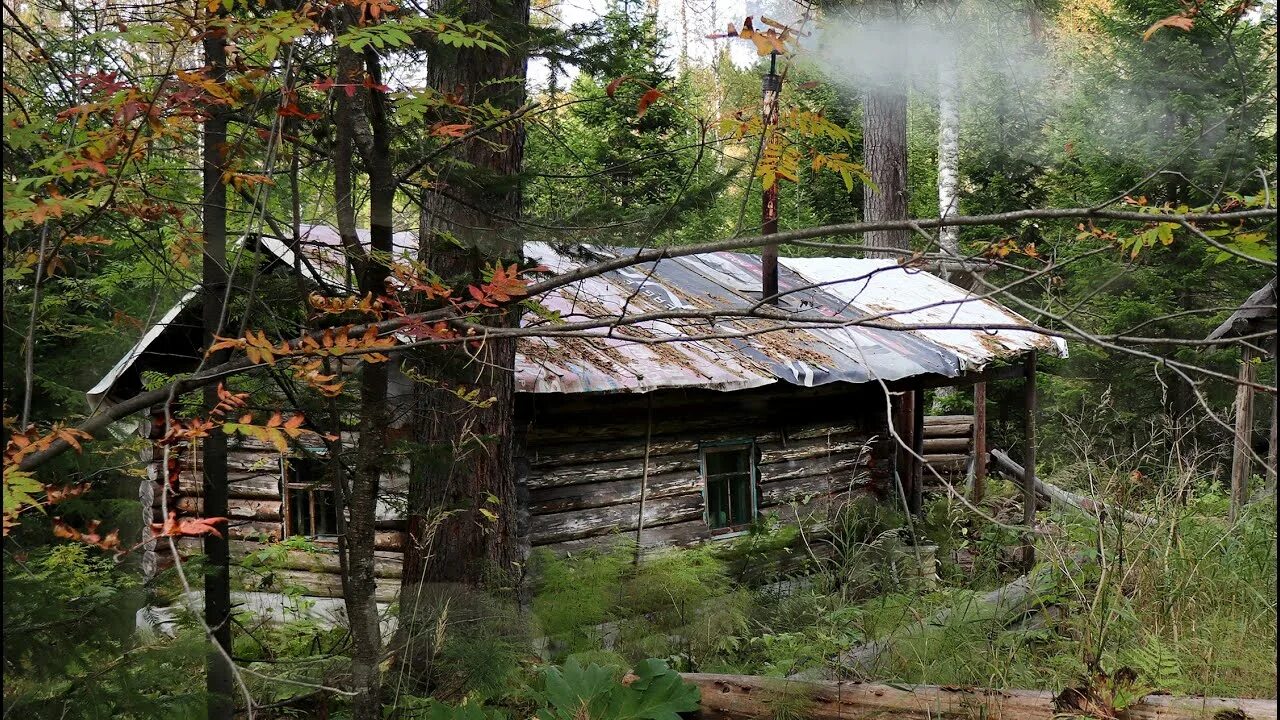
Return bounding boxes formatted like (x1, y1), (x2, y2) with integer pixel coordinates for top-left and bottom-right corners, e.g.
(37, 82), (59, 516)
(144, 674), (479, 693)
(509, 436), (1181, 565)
(88, 225), (1066, 624)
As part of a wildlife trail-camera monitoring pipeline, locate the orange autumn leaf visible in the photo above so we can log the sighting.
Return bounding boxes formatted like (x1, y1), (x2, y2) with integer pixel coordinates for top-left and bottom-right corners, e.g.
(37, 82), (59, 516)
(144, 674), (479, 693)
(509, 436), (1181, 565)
(1143, 13), (1195, 40)
(636, 88), (664, 118)
(150, 511), (227, 539)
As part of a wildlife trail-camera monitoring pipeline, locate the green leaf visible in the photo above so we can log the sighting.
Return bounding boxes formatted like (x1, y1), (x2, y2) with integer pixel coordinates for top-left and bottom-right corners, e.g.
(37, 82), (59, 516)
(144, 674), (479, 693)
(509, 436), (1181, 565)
(537, 658), (699, 720)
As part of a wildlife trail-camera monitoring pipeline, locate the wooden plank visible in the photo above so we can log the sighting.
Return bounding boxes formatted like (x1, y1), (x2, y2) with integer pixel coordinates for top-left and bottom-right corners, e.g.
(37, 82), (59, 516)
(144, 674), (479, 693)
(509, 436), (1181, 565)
(529, 470), (700, 514)
(529, 493), (705, 545)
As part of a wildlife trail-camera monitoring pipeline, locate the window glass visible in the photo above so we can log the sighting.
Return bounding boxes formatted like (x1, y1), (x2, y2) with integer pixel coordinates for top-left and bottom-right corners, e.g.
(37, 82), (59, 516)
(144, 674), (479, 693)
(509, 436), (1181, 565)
(703, 445), (755, 529)
(285, 456), (337, 538)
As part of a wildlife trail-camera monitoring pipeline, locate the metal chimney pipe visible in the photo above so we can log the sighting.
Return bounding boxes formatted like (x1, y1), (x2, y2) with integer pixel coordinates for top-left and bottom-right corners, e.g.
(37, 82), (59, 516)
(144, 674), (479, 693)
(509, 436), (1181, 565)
(761, 52), (782, 305)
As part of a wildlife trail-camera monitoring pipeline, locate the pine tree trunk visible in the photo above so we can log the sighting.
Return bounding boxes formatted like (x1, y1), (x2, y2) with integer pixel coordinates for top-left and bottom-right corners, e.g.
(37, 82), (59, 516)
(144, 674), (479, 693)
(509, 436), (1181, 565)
(396, 0), (529, 693)
(200, 14), (234, 719)
(861, 1), (910, 258)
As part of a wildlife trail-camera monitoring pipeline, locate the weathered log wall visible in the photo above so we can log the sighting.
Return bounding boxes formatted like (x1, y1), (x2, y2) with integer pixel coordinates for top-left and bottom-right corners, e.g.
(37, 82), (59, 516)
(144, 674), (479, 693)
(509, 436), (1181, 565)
(921, 414), (974, 479)
(144, 383), (941, 601)
(520, 384), (894, 553)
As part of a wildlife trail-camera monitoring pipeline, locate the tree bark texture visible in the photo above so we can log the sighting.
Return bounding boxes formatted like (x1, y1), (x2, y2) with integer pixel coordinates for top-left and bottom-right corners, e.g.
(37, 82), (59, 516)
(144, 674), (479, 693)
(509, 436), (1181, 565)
(860, 0), (910, 258)
(397, 0), (530, 694)
(200, 14), (233, 719)
(333, 31), (394, 719)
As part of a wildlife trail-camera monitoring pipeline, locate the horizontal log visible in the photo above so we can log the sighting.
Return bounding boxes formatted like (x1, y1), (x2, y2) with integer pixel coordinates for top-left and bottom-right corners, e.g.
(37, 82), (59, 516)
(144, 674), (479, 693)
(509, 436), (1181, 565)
(242, 568), (399, 602)
(163, 473), (282, 500)
(540, 494), (855, 557)
(530, 493), (705, 545)
(989, 450), (1157, 527)
(758, 438), (871, 465)
(529, 471), (700, 514)
(160, 538), (403, 579)
(759, 475), (833, 506)
(529, 425), (869, 472)
(923, 436), (970, 453)
(758, 450), (869, 484)
(529, 437), (699, 468)
(681, 674), (1277, 720)
(924, 415), (975, 425)
(174, 497), (281, 522)
(527, 452), (699, 490)
(923, 422), (972, 438)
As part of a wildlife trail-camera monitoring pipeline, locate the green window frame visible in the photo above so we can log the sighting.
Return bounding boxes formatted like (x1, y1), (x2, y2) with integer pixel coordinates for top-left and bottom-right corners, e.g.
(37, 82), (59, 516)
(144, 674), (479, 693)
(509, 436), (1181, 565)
(701, 441), (757, 530)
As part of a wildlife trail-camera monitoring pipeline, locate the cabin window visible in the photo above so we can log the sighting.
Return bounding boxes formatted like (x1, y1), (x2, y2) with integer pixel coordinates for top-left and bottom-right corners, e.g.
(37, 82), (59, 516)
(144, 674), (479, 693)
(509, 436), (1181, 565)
(284, 456), (338, 538)
(701, 443), (756, 529)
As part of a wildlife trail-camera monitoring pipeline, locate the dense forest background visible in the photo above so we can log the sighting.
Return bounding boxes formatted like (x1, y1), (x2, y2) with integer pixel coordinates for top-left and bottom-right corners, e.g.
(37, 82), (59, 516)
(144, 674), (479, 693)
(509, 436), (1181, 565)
(2, 0), (1276, 715)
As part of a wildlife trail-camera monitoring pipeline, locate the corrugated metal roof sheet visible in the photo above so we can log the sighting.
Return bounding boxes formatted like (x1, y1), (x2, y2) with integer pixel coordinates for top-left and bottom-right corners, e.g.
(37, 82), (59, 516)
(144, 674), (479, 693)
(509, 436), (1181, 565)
(512, 243), (1065, 394)
(87, 227), (1067, 405)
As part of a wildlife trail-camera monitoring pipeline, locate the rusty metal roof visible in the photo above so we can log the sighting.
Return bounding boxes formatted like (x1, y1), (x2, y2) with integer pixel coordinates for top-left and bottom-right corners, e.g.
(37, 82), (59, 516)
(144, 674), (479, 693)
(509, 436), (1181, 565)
(88, 227), (1066, 405)
(514, 243), (1066, 394)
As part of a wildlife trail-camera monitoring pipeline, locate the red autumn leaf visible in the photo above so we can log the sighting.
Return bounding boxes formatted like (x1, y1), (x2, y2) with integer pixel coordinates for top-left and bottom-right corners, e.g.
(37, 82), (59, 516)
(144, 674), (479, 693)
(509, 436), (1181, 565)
(52, 517), (122, 552)
(150, 511), (228, 539)
(429, 122), (472, 137)
(1143, 13), (1195, 40)
(605, 75), (630, 98)
(636, 88), (663, 118)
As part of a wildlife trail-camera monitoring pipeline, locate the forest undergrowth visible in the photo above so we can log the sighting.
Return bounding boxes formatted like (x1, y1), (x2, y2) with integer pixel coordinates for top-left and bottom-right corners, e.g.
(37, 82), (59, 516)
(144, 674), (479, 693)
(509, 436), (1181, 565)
(5, 445), (1275, 719)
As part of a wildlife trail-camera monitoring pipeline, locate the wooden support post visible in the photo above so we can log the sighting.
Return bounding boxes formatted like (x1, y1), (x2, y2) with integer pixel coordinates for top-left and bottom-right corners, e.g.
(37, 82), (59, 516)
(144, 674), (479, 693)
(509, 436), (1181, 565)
(1230, 346), (1257, 523)
(911, 389), (925, 515)
(1266, 345), (1277, 496)
(972, 382), (987, 503)
(1267, 380), (1278, 495)
(1021, 352), (1037, 569)
(635, 396), (653, 562)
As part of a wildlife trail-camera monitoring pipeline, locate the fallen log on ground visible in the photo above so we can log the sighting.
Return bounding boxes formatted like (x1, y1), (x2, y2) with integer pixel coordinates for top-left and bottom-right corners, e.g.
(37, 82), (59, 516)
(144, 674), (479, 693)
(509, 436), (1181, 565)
(683, 673), (1278, 720)
(789, 558), (1069, 681)
(989, 449), (1158, 527)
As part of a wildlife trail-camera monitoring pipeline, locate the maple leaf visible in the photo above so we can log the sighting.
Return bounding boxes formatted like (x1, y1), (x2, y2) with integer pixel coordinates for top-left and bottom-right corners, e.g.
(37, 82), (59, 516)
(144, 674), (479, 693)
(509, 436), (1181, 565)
(1143, 13), (1195, 40)
(52, 517), (122, 553)
(150, 511), (228, 539)
(605, 75), (630, 97)
(429, 122), (472, 138)
(636, 88), (664, 118)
